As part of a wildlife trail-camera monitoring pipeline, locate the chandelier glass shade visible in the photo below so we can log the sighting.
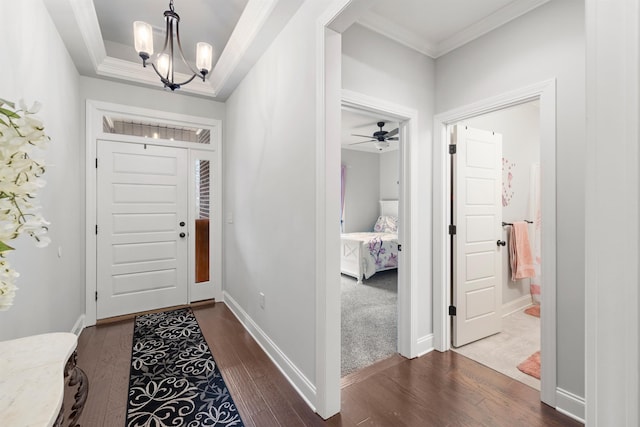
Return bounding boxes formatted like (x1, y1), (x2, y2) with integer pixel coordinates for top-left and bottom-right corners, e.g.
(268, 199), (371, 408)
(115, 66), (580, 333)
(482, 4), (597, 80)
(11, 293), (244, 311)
(134, 0), (213, 91)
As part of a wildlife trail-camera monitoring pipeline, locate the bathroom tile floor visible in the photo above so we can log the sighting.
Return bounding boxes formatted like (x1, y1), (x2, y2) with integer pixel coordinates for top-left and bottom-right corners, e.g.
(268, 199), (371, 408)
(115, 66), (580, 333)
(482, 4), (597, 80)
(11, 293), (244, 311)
(452, 306), (541, 390)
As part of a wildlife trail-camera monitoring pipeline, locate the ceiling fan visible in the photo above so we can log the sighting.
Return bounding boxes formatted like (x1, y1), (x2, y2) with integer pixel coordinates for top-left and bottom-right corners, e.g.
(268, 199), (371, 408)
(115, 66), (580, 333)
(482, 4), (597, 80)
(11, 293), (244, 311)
(350, 121), (399, 150)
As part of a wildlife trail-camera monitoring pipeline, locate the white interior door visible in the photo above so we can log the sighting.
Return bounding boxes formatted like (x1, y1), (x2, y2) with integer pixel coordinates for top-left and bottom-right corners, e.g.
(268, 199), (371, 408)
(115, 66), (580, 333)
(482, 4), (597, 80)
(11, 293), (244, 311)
(96, 140), (188, 319)
(452, 125), (503, 347)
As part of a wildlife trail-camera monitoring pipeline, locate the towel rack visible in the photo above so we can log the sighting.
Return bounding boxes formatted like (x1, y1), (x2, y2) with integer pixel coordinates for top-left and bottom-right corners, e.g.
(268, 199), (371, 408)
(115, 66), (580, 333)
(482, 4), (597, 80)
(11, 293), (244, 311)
(502, 220), (533, 226)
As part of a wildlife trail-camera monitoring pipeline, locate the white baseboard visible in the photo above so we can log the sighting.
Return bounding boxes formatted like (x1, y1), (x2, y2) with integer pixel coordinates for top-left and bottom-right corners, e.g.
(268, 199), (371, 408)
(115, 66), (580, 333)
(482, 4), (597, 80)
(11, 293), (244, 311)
(556, 387), (585, 424)
(502, 294), (533, 317)
(416, 334), (434, 357)
(223, 292), (316, 410)
(71, 314), (86, 337)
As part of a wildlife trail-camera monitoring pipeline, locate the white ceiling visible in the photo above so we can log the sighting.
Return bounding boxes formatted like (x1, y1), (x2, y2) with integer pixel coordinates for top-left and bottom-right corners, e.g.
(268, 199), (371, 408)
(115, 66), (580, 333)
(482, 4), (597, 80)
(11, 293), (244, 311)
(43, 0), (548, 100)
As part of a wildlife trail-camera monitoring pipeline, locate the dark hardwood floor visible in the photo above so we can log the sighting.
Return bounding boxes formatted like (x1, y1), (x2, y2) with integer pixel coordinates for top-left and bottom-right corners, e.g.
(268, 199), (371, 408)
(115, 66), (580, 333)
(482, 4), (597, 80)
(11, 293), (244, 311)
(71, 303), (580, 426)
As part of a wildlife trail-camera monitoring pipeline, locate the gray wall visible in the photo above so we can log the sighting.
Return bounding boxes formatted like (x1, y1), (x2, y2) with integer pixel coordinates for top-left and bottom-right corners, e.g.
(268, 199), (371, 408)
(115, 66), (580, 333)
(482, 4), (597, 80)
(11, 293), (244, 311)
(223, 0), (334, 397)
(79, 76), (226, 121)
(379, 150), (399, 201)
(0, 0), (83, 339)
(435, 0), (585, 398)
(341, 149), (381, 233)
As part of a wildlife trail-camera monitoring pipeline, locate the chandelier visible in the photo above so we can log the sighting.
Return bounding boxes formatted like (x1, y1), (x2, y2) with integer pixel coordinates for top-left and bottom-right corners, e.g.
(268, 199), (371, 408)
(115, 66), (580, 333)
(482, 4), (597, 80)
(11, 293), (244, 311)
(133, 0), (213, 91)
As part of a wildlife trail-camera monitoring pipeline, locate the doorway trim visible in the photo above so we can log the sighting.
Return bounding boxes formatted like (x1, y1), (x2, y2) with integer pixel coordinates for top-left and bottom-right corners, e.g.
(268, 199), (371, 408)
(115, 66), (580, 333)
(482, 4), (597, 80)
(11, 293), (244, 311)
(85, 100), (221, 326)
(342, 89), (419, 360)
(432, 79), (557, 406)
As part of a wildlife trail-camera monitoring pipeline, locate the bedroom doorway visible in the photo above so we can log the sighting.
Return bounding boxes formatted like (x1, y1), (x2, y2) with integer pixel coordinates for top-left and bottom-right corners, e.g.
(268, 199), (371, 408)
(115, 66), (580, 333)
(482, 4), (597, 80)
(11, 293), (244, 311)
(448, 101), (543, 391)
(338, 95), (411, 381)
(336, 90), (416, 383)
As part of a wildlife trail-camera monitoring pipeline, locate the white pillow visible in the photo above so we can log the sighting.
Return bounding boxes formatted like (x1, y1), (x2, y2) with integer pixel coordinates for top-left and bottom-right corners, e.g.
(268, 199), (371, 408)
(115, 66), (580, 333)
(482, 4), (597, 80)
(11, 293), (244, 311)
(373, 215), (398, 233)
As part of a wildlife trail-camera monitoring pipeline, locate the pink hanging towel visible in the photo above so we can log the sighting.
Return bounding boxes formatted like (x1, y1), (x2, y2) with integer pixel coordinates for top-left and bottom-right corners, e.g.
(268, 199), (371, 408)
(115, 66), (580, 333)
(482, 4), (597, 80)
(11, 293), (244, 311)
(509, 222), (536, 281)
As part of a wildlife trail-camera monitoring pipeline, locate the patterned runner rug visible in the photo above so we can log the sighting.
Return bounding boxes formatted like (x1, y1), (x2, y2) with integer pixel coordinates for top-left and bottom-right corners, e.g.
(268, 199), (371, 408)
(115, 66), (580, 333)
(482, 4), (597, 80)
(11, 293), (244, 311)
(126, 308), (244, 427)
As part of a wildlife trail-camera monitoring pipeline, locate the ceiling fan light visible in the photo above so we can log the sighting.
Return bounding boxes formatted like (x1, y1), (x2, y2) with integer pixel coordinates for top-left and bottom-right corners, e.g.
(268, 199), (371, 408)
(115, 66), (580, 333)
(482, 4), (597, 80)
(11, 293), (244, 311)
(133, 21), (153, 58)
(196, 42), (213, 74)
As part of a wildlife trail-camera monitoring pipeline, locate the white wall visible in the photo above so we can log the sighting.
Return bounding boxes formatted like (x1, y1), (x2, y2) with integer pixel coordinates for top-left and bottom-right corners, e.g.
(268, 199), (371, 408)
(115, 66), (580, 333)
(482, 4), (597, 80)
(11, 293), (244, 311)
(465, 102), (540, 306)
(223, 0), (334, 402)
(436, 0), (585, 400)
(379, 150), (399, 201)
(341, 149), (381, 232)
(79, 77), (226, 121)
(342, 23), (435, 341)
(0, 0), (83, 339)
(585, 0), (639, 424)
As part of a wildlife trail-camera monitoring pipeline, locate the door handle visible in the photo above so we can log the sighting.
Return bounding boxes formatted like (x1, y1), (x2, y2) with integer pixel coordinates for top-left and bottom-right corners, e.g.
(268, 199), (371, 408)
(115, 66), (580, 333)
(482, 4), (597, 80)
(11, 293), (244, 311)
(497, 240), (506, 247)
(179, 232), (186, 238)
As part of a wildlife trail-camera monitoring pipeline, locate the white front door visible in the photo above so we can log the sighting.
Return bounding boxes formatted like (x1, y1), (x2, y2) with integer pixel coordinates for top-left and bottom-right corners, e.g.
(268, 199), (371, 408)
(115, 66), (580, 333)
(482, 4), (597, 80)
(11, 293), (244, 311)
(452, 125), (503, 347)
(96, 140), (188, 319)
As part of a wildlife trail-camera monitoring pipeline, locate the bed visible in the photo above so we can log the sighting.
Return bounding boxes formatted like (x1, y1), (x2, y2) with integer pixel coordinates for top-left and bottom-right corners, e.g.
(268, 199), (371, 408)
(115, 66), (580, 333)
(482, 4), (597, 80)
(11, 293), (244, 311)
(340, 200), (399, 284)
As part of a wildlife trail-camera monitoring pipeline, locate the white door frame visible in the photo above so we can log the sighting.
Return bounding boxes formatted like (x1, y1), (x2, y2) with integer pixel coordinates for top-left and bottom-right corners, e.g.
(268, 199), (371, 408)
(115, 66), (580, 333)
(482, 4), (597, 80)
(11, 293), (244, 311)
(85, 100), (222, 326)
(342, 89), (419, 359)
(314, 0), (422, 413)
(432, 79), (557, 406)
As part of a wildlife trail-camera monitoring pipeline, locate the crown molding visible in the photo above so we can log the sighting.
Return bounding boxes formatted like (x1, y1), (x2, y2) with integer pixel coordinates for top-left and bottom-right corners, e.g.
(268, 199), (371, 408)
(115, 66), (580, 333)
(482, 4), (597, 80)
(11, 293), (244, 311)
(357, 11), (439, 58)
(357, 0), (549, 59)
(208, 0), (279, 93)
(97, 57), (216, 97)
(435, 0), (550, 57)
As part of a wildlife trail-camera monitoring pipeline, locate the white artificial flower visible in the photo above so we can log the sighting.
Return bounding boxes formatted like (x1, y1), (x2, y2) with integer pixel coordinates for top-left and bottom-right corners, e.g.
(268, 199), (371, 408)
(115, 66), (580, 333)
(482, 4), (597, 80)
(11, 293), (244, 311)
(0, 99), (50, 309)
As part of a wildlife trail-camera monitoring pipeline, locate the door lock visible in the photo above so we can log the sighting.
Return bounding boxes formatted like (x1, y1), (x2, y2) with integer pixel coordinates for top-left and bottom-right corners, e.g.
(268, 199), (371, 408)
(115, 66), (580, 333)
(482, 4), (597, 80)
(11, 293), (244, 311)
(179, 221), (185, 227)
(497, 240), (506, 246)
(179, 232), (186, 238)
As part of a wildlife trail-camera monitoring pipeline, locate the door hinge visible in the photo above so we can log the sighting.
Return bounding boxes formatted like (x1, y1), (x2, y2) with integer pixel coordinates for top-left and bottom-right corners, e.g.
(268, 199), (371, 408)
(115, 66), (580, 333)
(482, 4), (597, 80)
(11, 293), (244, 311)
(398, 244), (402, 252)
(95, 224), (98, 235)
(448, 225), (456, 235)
(95, 158), (98, 168)
(449, 144), (457, 154)
(95, 291), (98, 301)
(449, 305), (457, 316)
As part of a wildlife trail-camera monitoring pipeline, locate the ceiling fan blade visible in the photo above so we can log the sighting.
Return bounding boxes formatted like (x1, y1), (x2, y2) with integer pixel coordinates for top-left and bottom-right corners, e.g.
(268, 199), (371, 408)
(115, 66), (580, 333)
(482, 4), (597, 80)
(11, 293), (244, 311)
(385, 128), (399, 138)
(351, 133), (374, 138)
(349, 139), (376, 145)
(387, 137), (399, 141)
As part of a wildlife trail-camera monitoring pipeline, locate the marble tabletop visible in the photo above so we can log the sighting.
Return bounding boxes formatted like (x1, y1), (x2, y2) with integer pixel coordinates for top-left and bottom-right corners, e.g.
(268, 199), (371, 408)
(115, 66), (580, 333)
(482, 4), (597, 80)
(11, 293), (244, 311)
(0, 332), (78, 427)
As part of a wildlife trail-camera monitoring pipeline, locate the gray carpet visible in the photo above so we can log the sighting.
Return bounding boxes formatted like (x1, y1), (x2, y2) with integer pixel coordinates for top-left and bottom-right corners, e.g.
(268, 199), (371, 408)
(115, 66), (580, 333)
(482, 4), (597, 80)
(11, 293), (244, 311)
(341, 270), (397, 376)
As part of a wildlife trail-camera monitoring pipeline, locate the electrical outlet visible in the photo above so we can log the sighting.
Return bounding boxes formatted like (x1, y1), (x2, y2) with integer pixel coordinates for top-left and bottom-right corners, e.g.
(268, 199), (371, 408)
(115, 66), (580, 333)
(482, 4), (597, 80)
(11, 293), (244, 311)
(259, 292), (265, 309)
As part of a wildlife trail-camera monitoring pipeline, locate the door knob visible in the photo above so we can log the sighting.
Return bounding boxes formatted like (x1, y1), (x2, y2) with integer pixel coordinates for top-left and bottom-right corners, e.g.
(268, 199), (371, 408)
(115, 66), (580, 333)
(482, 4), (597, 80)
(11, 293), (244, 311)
(497, 240), (506, 246)
(179, 232), (186, 238)
(179, 221), (185, 227)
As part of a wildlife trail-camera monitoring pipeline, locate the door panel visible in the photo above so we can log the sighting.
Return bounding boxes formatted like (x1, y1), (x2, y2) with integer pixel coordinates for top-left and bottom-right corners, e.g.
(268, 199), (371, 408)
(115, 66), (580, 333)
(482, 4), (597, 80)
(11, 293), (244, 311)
(189, 150), (222, 302)
(97, 140), (188, 319)
(452, 125), (503, 347)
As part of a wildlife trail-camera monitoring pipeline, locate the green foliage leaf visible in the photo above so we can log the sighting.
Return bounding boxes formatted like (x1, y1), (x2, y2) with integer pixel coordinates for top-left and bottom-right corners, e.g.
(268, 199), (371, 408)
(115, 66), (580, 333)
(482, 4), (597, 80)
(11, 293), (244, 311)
(0, 107), (19, 119)
(0, 241), (15, 253)
(0, 98), (15, 109)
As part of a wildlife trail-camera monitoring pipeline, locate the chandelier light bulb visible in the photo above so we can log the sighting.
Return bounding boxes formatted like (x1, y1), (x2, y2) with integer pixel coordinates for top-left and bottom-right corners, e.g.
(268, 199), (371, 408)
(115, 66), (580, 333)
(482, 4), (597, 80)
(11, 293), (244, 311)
(133, 21), (153, 59)
(157, 53), (170, 78)
(196, 42), (213, 74)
